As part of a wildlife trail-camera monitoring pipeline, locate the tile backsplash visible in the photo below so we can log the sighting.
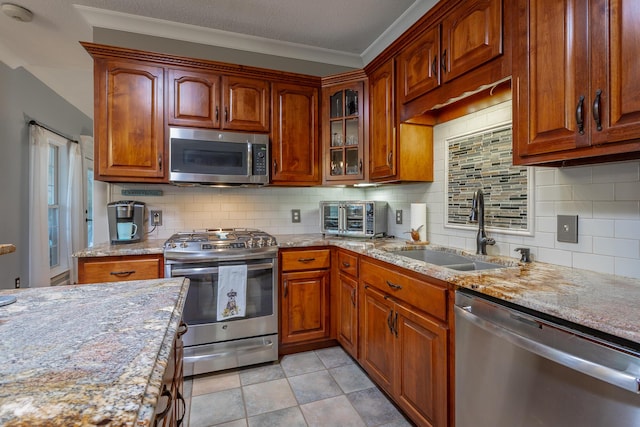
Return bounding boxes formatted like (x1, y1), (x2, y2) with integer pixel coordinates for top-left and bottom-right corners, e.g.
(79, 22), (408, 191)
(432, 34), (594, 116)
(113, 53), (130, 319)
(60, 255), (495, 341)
(109, 100), (640, 279)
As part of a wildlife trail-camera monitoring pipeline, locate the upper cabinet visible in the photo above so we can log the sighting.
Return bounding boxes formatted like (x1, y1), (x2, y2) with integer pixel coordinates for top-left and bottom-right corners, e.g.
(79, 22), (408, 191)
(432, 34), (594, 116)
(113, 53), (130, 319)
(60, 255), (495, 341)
(93, 58), (165, 182)
(168, 69), (269, 132)
(271, 82), (321, 185)
(368, 59), (434, 183)
(396, 0), (508, 121)
(513, 0), (640, 166)
(321, 72), (368, 184)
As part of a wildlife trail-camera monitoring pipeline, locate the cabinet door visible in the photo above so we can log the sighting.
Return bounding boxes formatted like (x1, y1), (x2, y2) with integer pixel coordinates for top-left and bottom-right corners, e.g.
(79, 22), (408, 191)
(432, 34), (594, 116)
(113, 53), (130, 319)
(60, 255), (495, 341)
(359, 284), (395, 393)
(513, 0), (590, 160)
(394, 303), (448, 427)
(337, 273), (358, 358)
(281, 270), (330, 344)
(168, 68), (221, 128)
(271, 83), (320, 185)
(222, 76), (270, 132)
(369, 59), (396, 181)
(95, 59), (164, 179)
(442, 0), (503, 82)
(590, 0), (640, 146)
(323, 82), (366, 183)
(397, 25), (441, 104)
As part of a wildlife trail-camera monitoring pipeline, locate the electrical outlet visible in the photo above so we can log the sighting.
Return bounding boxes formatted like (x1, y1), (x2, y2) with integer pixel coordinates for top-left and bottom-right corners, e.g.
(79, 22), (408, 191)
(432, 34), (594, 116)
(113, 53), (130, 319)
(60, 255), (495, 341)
(151, 210), (163, 226)
(15, 277), (20, 288)
(396, 210), (403, 224)
(291, 209), (301, 223)
(557, 215), (578, 243)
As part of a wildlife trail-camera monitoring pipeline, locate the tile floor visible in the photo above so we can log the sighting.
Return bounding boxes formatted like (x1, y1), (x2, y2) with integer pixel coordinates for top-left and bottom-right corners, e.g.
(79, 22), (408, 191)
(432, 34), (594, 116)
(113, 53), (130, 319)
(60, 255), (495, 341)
(183, 346), (414, 427)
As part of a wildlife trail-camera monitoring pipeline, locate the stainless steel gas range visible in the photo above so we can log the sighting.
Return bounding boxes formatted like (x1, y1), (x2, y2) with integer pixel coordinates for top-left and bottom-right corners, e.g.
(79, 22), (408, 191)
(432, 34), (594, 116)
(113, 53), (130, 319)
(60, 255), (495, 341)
(164, 228), (279, 376)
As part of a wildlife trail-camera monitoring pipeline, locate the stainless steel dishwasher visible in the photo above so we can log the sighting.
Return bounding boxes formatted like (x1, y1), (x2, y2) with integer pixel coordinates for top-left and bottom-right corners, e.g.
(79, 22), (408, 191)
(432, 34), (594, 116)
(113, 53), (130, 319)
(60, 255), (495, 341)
(455, 290), (640, 427)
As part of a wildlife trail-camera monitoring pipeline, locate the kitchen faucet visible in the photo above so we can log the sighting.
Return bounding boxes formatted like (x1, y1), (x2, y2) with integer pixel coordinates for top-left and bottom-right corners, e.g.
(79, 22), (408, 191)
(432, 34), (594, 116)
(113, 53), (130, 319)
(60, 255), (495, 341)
(469, 189), (495, 255)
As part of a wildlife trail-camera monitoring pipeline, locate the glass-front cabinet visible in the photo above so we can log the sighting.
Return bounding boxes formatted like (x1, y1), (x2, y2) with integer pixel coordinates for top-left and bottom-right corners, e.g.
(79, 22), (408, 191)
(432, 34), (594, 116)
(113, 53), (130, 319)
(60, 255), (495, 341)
(322, 79), (366, 183)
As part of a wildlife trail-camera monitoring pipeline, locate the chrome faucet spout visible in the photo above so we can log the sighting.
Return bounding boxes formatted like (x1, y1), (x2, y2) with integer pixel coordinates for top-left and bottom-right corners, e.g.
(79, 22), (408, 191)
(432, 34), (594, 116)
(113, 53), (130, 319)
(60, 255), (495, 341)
(470, 189), (495, 255)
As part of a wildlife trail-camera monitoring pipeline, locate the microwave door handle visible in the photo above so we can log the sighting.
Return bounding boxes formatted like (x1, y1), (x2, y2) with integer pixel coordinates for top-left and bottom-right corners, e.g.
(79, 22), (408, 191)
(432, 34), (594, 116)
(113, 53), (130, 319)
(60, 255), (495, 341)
(247, 142), (252, 177)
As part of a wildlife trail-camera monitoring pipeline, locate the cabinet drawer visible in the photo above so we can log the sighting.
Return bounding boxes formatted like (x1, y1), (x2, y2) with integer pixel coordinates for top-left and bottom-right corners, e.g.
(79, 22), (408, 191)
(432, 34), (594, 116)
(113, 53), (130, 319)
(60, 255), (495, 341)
(281, 249), (331, 272)
(360, 259), (447, 322)
(78, 255), (164, 284)
(337, 250), (358, 277)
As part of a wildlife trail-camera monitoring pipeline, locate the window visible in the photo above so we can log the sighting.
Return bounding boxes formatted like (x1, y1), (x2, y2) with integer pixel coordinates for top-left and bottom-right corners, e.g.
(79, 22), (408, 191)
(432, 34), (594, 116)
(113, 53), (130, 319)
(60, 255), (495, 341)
(46, 135), (69, 279)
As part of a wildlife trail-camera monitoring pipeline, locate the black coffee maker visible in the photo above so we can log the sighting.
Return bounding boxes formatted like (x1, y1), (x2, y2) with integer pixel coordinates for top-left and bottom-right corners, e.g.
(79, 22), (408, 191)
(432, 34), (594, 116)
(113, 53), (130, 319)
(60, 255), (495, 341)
(107, 201), (145, 244)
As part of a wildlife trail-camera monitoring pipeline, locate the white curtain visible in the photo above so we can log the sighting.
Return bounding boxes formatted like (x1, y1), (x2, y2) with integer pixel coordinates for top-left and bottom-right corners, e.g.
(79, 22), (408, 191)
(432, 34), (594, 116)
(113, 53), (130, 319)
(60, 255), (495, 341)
(66, 142), (83, 284)
(28, 125), (50, 287)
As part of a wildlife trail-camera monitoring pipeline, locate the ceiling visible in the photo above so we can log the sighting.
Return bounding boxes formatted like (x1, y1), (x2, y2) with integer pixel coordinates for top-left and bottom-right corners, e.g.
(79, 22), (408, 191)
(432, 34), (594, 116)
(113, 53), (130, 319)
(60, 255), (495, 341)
(0, 0), (437, 119)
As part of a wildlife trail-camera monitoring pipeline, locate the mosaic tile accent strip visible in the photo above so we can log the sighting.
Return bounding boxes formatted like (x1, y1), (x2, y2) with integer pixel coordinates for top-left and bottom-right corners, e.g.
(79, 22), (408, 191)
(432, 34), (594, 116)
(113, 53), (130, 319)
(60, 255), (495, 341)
(447, 126), (529, 230)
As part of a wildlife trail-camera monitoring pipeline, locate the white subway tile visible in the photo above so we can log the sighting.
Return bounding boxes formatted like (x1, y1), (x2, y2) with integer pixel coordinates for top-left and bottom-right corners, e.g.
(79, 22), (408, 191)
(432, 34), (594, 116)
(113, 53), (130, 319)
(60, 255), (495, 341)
(592, 161), (639, 183)
(573, 183), (614, 201)
(615, 182), (640, 201)
(593, 237), (639, 258)
(614, 258), (640, 279)
(572, 253), (615, 275)
(537, 248), (572, 267)
(614, 220), (640, 239)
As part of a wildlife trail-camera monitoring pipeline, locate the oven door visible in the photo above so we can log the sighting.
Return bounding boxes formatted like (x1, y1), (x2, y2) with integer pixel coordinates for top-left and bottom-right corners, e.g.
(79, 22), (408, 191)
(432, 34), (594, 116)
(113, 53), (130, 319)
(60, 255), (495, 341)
(343, 202), (367, 235)
(170, 258), (277, 348)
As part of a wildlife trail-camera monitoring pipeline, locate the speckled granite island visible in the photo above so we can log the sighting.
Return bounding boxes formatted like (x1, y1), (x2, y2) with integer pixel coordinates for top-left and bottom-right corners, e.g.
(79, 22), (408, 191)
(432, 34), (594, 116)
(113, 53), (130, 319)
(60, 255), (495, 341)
(0, 278), (189, 426)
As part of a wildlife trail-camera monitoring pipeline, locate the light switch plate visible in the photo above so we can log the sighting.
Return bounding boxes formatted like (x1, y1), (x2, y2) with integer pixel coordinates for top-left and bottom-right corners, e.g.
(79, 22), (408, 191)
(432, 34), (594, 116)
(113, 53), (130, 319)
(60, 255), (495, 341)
(557, 215), (578, 243)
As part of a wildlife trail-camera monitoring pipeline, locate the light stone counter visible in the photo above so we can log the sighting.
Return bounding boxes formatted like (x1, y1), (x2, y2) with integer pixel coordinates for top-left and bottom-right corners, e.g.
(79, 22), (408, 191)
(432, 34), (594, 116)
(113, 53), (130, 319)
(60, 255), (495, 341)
(73, 239), (165, 258)
(72, 234), (640, 349)
(0, 278), (189, 426)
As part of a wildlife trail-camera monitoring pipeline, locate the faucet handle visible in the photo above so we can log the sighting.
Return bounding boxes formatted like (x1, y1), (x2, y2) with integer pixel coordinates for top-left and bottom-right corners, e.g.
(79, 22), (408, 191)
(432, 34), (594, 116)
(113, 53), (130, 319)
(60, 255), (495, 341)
(514, 247), (531, 263)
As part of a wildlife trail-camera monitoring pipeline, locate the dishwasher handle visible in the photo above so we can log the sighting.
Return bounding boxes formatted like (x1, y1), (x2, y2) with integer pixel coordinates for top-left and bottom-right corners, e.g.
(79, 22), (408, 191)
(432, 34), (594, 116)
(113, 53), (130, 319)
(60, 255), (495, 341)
(455, 304), (640, 394)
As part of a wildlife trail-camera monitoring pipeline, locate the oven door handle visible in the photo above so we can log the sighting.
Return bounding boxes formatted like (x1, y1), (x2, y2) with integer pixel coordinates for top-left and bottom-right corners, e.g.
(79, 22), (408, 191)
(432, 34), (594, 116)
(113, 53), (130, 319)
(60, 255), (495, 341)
(183, 340), (275, 363)
(171, 262), (273, 276)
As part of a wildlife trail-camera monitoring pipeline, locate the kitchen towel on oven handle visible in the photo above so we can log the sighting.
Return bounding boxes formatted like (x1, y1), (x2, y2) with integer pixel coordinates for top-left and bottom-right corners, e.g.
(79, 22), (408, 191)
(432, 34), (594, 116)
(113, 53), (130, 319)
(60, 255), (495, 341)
(217, 264), (248, 321)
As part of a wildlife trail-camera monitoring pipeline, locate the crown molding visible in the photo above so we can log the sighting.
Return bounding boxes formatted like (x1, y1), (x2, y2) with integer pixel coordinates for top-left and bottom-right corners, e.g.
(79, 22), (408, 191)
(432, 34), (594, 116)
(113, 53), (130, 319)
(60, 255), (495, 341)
(75, 5), (364, 69)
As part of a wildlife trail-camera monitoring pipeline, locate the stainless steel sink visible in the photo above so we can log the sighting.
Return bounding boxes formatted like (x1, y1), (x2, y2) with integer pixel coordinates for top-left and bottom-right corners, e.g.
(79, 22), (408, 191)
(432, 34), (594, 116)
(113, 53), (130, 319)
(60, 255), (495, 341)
(389, 248), (509, 271)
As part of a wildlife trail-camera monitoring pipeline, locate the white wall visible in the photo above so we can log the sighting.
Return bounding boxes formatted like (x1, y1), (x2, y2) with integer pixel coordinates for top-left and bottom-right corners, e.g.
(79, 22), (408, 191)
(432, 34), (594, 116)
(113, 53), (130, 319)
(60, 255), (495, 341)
(108, 100), (640, 280)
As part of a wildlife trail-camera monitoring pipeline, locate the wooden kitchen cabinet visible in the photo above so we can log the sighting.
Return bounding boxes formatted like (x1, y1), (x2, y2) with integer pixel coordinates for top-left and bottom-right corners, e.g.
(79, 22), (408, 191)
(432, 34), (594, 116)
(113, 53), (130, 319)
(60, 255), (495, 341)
(168, 70), (269, 132)
(335, 250), (359, 358)
(154, 321), (187, 427)
(279, 249), (332, 352)
(271, 82), (321, 185)
(513, 0), (640, 166)
(359, 258), (448, 427)
(92, 58), (165, 182)
(321, 73), (368, 184)
(368, 59), (434, 183)
(77, 254), (164, 284)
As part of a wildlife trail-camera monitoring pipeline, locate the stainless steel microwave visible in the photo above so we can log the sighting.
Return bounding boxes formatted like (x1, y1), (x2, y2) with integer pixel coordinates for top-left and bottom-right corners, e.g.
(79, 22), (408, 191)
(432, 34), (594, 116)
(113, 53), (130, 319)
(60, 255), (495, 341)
(320, 201), (388, 238)
(169, 127), (269, 186)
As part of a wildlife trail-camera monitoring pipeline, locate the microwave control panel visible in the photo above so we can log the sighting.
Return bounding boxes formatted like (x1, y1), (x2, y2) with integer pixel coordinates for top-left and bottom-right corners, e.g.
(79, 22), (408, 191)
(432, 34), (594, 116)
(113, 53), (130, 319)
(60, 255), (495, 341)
(252, 144), (268, 175)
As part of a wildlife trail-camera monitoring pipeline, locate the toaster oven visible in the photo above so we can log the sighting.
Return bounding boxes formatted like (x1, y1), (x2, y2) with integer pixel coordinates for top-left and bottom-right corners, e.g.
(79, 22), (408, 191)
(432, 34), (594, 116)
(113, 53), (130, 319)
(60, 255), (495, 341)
(320, 201), (388, 238)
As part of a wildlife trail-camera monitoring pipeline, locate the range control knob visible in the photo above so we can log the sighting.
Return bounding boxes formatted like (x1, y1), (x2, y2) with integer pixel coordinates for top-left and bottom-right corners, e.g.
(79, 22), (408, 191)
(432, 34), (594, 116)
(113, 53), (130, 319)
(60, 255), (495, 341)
(181, 242), (189, 248)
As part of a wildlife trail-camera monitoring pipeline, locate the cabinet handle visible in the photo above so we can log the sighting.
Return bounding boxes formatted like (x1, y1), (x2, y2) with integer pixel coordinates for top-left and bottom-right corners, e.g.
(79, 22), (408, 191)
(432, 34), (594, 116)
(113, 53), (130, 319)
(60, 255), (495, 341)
(154, 386), (173, 426)
(177, 321), (188, 338)
(215, 106), (219, 122)
(393, 312), (399, 337)
(284, 280), (288, 298)
(176, 390), (186, 426)
(593, 89), (603, 131)
(342, 261), (351, 268)
(273, 160), (277, 174)
(441, 49), (447, 72)
(576, 95), (585, 135)
(386, 280), (402, 290)
(387, 152), (393, 167)
(158, 155), (162, 171)
(110, 270), (135, 277)
(224, 107), (229, 122)
(431, 55), (438, 77)
(298, 257), (316, 263)
(350, 288), (356, 306)
(359, 159), (363, 172)
(387, 309), (394, 333)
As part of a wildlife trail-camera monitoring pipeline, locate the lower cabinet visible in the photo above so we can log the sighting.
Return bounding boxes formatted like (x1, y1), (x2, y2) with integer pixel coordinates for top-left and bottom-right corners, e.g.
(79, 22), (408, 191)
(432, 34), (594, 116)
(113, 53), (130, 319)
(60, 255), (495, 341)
(154, 321), (187, 427)
(279, 248), (333, 353)
(77, 254), (164, 284)
(359, 258), (449, 427)
(335, 249), (359, 358)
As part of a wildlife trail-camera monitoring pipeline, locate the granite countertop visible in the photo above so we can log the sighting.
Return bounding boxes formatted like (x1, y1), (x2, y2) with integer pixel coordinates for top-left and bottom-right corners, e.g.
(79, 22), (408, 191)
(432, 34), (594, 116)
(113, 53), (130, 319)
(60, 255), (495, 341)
(0, 278), (189, 426)
(73, 239), (165, 257)
(73, 234), (640, 348)
(0, 244), (16, 256)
